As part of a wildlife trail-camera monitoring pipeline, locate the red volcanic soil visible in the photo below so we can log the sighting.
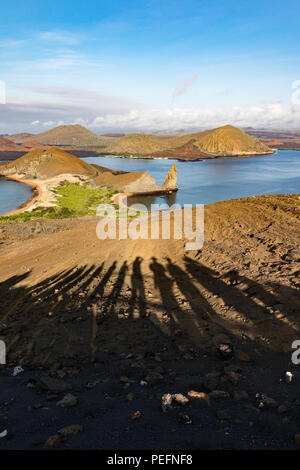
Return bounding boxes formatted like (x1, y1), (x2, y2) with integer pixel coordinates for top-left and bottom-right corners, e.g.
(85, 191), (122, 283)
(262, 139), (284, 147)
(0, 137), (22, 151)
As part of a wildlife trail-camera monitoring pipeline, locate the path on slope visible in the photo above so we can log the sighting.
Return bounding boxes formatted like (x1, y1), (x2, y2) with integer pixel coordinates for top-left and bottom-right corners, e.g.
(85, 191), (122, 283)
(0, 194), (299, 366)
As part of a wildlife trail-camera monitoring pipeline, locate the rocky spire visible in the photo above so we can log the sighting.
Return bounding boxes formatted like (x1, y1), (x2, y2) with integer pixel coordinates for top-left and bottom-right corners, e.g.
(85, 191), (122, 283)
(163, 162), (178, 191)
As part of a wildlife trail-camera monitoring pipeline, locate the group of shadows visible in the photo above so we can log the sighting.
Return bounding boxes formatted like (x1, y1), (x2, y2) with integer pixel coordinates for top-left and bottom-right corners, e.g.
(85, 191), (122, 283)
(0, 255), (299, 365)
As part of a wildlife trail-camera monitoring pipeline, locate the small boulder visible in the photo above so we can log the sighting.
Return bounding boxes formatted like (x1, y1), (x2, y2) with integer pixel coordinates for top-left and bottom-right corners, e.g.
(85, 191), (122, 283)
(209, 390), (230, 400)
(44, 434), (61, 447)
(57, 393), (78, 408)
(58, 425), (83, 436)
(233, 390), (249, 401)
(40, 376), (72, 394)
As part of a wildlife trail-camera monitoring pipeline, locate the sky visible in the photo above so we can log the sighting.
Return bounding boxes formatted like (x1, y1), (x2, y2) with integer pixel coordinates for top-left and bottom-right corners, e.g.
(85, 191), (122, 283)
(1, 0), (300, 133)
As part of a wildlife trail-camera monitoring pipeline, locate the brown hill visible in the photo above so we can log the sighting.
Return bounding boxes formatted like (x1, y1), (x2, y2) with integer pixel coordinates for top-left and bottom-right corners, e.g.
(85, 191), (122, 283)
(0, 137), (22, 151)
(24, 124), (117, 148)
(109, 125), (271, 157)
(107, 131), (206, 154)
(0, 147), (99, 179)
(195, 125), (273, 156)
(8, 133), (34, 144)
(108, 133), (175, 154)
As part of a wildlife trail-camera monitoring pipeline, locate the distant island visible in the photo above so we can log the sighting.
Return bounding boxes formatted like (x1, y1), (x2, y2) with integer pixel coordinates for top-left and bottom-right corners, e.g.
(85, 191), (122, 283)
(0, 124), (276, 162)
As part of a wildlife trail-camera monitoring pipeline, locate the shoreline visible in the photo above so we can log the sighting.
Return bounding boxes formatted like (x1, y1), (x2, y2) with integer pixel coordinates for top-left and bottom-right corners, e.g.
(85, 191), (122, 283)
(94, 150), (274, 161)
(1, 175), (42, 216)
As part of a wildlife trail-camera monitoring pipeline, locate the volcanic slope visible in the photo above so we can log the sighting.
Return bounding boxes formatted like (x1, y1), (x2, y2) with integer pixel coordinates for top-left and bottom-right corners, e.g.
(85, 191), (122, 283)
(22, 124), (118, 148)
(0, 147), (99, 179)
(108, 125), (272, 157)
(195, 125), (273, 156)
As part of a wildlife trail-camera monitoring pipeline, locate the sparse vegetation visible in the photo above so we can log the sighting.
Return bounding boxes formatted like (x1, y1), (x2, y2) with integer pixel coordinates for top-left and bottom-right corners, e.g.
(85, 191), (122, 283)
(0, 182), (118, 222)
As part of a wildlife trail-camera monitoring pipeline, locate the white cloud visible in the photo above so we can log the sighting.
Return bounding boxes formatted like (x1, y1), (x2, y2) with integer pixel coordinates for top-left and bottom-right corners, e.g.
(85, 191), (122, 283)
(90, 103), (300, 131)
(3, 95), (300, 134)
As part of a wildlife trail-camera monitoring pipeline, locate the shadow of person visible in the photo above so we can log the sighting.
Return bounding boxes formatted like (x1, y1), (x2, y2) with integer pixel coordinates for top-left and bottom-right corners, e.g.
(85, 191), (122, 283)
(165, 257), (238, 345)
(129, 257), (146, 318)
(149, 256), (198, 339)
(183, 255), (300, 352)
(104, 261), (128, 315)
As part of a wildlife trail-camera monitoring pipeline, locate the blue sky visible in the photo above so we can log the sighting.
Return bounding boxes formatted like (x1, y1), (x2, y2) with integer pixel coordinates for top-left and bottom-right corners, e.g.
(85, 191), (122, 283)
(1, 0), (300, 132)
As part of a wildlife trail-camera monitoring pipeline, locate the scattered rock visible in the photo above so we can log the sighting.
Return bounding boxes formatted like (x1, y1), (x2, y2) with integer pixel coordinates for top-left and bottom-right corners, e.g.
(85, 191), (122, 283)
(258, 395), (278, 409)
(187, 390), (210, 406)
(12, 365), (24, 377)
(120, 376), (130, 383)
(233, 391), (249, 401)
(161, 393), (189, 412)
(177, 412), (192, 425)
(131, 410), (141, 420)
(161, 393), (173, 412)
(56, 393), (78, 408)
(40, 376), (72, 394)
(217, 343), (234, 360)
(44, 434), (61, 447)
(58, 425), (83, 436)
(140, 380), (148, 386)
(209, 390), (230, 400)
(285, 371), (294, 384)
(172, 393), (189, 406)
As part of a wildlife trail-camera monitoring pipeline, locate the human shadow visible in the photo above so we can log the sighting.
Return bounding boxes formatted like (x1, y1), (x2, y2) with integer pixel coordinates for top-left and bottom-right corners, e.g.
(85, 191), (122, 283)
(129, 257), (146, 318)
(1, 253), (299, 367)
